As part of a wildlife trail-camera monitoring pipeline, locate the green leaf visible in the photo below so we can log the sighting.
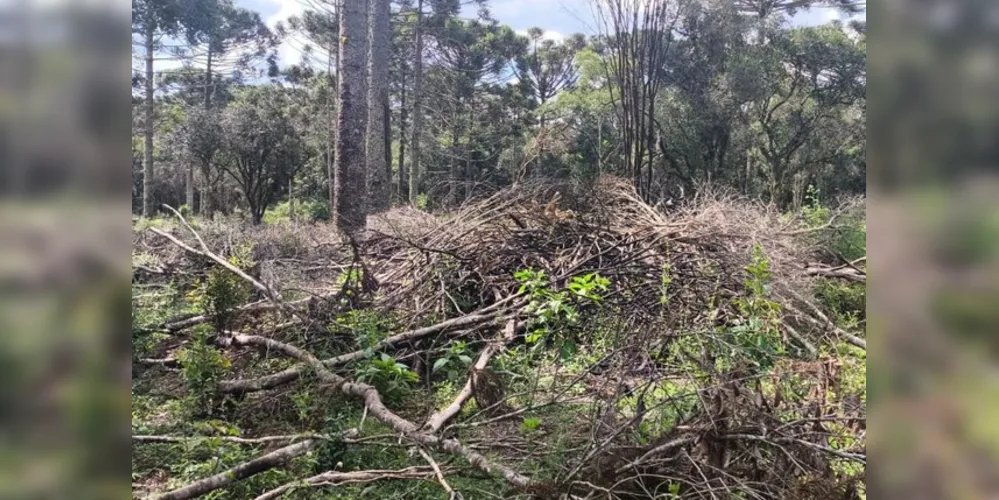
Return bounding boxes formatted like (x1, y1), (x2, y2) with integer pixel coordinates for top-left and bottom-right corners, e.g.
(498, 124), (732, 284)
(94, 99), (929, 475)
(432, 358), (449, 373)
(458, 355), (473, 365)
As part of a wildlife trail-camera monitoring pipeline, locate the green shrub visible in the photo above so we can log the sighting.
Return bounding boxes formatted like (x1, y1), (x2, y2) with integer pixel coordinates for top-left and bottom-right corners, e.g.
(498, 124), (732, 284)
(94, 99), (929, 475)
(262, 199), (330, 224)
(728, 244), (785, 368)
(354, 352), (419, 402)
(177, 326), (231, 414)
(801, 186), (866, 261)
(189, 256), (252, 334)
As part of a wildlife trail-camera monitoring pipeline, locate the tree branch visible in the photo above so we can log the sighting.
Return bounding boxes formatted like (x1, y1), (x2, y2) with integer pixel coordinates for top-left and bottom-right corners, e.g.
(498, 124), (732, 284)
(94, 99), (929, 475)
(148, 439), (317, 500)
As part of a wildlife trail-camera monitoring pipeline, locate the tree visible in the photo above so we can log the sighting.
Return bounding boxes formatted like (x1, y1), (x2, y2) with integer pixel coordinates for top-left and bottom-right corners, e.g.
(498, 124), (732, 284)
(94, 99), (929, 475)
(287, 6), (340, 218)
(367, 0), (392, 211)
(178, 108), (224, 216)
(407, 0), (426, 205)
(181, 0), (276, 212)
(132, 0), (195, 217)
(748, 25), (865, 207)
(596, 0), (685, 199)
(333, 0), (370, 233)
(218, 87), (307, 224)
(517, 30), (585, 112)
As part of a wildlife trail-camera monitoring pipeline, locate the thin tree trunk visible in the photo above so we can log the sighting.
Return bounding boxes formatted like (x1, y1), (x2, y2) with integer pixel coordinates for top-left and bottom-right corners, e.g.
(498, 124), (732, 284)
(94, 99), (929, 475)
(398, 72), (408, 199)
(194, 49), (214, 215)
(407, 0), (424, 205)
(333, 0), (369, 233)
(366, 0), (391, 212)
(143, 23), (156, 217)
(597, 116), (602, 176)
(327, 40), (336, 219)
(288, 177), (295, 222)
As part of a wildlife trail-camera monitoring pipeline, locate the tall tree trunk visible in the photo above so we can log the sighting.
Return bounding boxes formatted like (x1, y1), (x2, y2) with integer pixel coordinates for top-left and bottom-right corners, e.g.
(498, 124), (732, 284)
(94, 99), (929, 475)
(192, 49), (214, 215)
(398, 72), (408, 199)
(366, 0), (391, 212)
(289, 177), (295, 222)
(407, 0), (424, 205)
(327, 39), (336, 220)
(143, 23), (156, 218)
(333, 0), (369, 233)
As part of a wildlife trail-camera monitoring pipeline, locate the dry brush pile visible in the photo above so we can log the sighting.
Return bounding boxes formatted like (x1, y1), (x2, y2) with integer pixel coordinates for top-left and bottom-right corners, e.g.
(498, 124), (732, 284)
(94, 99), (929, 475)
(132, 177), (866, 499)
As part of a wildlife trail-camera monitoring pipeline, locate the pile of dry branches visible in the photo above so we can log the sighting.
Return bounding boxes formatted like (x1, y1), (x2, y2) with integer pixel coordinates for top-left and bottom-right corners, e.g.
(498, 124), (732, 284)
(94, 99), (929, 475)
(133, 177), (866, 499)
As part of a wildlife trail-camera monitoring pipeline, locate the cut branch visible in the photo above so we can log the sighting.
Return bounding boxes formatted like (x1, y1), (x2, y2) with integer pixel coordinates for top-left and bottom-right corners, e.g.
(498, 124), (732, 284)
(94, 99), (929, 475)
(219, 300), (520, 394)
(253, 466), (437, 500)
(220, 333), (532, 488)
(148, 439), (316, 500)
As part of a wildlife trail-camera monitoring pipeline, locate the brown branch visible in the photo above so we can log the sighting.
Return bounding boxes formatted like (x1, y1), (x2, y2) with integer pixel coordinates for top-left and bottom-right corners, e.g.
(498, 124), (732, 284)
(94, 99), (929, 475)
(218, 299), (521, 394)
(804, 265), (865, 283)
(151, 205), (304, 323)
(148, 439), (317, 500)
(133, 434), (322, 445)
(418, 448), (457, 500)
(253, 467), (437, 500)
(424, 320), (517, 431)
(220, 333), (532, 488)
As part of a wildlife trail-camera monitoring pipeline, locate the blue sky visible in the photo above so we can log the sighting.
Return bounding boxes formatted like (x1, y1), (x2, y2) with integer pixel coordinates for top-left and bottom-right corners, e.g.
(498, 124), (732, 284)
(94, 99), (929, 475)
(238, 0), (858, 68)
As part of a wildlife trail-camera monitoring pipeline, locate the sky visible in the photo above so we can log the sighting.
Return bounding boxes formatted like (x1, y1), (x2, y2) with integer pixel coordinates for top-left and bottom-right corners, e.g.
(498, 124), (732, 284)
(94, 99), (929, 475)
(238, 0), (858, 69)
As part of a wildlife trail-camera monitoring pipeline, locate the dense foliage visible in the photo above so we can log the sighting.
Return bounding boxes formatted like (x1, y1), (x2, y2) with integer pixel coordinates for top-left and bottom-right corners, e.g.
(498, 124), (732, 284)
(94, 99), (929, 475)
(132, 0), (865, 220)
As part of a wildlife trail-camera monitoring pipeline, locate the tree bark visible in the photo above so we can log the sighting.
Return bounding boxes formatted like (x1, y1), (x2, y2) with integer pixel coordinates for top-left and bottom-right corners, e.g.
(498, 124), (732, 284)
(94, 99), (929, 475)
(366, 0), (391, 212)
(407, 0), (424, 205)
(333, 0), (369, 233)
(327, 38), (336, 220)
(143, 23), (156, 217)
(191, 49), (212, 214)
(398, 71), (408, 198)
(149, 440), (316, 500)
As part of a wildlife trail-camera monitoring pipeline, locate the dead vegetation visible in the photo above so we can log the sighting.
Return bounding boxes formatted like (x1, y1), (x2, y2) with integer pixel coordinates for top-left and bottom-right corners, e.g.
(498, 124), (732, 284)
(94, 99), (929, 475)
(132, 176), (866, 499)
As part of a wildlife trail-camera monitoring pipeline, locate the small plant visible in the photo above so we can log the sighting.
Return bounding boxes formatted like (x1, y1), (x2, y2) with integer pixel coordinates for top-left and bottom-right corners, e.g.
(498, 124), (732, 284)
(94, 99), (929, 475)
(189, 255), (252, 334)
(177, 325), (231, 415)
(416, 193), (430, 210)
(432, 340), (474, 380)
(566, 272), (611, 303)
(520, 416), (543, 434)
(728, 244), (784, 368)
(515, 269), (610, 361)
(355, 352), (419, 401)
(291, 388), (316, 424)
(659, 263), (674, 307)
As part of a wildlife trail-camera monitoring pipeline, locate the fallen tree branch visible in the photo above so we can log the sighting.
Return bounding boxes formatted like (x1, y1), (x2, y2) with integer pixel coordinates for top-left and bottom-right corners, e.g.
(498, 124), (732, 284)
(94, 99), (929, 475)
(220, 333), (532, 488)
(804, 265), (865, 283)
(151, 205), (303, 323)
(424, 320), (518, 432)
(785, 289), (866, 350)
(218, 300), (521, 394)
(418, 448), (458, 500)
(148, 439), (316, 500)
(253, 466), (437, 500)
(133, 434), (322, 445)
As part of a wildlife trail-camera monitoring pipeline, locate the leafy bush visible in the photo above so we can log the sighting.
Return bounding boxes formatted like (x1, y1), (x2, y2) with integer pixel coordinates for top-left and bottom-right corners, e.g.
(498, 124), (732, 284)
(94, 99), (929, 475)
(189, 255), (252, 334)
(728, 244), (785, 368)
(262, 199), (331, 224)
(177, 325), (231, 414)
(432, 340), (474, 381)
(515, 269), (610, 360)
(355, 352), (419, 402)
(801, 186), (866, 261)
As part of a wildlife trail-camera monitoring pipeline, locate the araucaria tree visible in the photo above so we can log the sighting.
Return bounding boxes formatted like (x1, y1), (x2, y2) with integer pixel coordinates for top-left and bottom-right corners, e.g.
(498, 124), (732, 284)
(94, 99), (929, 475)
(218, 88), (306, 224)
(333, 0), (370, 233)
(367, 0), (392, 211)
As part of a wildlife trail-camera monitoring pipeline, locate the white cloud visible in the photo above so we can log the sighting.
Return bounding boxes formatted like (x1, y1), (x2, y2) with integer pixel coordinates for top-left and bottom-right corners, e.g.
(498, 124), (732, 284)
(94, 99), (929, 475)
(258, 0), (311, 68)
(517, 29), (566, 43)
